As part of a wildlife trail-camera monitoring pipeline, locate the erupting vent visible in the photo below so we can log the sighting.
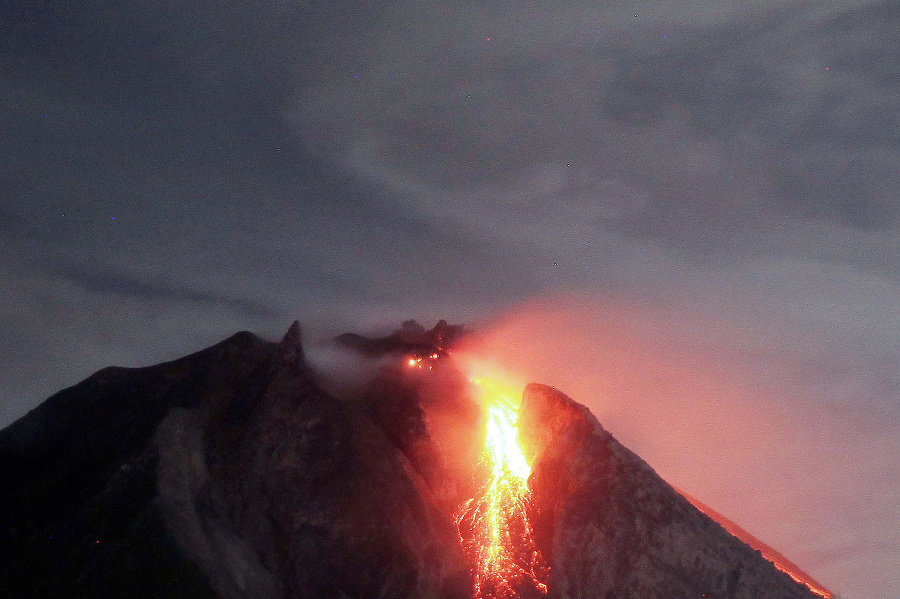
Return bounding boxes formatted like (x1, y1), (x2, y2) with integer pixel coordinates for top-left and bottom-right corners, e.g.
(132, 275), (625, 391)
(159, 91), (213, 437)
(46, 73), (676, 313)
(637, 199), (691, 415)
(454, 378), (549, 599)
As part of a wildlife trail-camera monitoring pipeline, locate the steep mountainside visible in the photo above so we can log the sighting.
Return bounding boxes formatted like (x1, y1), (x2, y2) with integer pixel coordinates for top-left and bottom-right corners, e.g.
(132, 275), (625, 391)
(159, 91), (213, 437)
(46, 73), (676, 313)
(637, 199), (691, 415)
(0, 323), (467, 599)
(520, 384), (823, 599)
(0, 321), (827, 599)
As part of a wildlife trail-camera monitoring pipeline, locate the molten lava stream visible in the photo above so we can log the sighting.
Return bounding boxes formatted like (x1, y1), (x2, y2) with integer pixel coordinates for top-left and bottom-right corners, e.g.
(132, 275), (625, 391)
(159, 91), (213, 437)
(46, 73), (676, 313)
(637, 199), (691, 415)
(455, 378), (549, 599)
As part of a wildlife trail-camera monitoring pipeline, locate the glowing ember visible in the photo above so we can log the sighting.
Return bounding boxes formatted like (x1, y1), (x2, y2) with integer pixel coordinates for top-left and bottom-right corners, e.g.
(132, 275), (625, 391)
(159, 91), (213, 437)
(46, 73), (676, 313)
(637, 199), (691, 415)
(405, 353), (441, 370)
(455, 377), (549, 599)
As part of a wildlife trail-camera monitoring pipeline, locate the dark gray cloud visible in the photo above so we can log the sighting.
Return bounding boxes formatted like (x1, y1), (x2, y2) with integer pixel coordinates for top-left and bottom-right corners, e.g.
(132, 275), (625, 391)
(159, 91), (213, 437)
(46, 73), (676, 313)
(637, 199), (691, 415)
(48, 259), (284, 318)
(294, 0), (900, 242)
(1, 1), (898, 597)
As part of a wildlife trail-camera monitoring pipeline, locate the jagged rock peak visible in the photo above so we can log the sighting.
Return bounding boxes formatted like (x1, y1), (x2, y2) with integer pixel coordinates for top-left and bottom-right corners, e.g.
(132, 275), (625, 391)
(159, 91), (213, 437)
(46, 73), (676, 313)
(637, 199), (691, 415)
(400, 319), (426, 337)
(335, 319), (471, 358)
(276, 320), (305, 372)
(521, 383), (605, 457)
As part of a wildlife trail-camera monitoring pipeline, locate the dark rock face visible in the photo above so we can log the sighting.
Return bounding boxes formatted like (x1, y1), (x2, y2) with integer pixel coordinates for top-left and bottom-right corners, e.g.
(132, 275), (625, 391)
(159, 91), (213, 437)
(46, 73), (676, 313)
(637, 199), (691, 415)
(194, 323), (469, 599)
(519, 383), (821, 599)
(0, 321), (826, 599)
(0, 329), (276, 599)
(0, 323), (468, 599)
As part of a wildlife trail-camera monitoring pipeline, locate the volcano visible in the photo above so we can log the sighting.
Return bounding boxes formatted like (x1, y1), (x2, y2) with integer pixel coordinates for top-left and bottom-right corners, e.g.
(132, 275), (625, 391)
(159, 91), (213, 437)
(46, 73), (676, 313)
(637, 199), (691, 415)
(0, 321), (830, 599)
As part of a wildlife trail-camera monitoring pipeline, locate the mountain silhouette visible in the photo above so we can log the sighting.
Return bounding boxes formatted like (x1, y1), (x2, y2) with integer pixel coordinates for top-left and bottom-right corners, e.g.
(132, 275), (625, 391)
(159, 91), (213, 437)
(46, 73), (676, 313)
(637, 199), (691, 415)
(0, 321), (828, 599)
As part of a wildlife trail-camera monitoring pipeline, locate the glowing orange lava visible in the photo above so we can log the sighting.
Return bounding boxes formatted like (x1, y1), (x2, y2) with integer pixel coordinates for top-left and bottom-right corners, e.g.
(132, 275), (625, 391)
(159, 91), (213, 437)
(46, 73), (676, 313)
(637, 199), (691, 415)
(406, 353), (441, 370)
(454, 378), (549, 599)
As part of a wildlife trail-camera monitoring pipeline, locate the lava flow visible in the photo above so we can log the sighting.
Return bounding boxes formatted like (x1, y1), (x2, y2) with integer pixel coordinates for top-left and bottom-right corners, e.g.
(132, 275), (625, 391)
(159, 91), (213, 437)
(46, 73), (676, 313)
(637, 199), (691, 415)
(454, 377), (549, 599)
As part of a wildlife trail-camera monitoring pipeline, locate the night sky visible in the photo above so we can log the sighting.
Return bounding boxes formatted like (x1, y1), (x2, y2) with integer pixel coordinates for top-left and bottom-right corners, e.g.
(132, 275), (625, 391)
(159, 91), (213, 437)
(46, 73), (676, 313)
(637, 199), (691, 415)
(2, 1), (899, 597)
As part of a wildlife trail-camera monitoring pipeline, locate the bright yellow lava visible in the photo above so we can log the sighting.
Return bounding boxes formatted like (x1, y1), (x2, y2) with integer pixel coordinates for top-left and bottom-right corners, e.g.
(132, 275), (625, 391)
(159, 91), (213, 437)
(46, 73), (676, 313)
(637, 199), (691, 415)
(455, 377), (548, 599)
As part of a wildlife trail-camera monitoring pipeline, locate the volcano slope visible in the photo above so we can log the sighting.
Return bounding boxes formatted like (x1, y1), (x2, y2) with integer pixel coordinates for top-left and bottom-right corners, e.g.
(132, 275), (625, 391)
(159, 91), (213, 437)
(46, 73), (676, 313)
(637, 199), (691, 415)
(0, 321), (826, 599)
(519, 384), (823, 599)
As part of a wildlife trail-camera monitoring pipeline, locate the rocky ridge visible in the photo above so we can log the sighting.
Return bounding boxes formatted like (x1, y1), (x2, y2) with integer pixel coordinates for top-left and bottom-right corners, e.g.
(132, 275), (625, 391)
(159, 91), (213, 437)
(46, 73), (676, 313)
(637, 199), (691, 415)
(520, 383), (821, 599)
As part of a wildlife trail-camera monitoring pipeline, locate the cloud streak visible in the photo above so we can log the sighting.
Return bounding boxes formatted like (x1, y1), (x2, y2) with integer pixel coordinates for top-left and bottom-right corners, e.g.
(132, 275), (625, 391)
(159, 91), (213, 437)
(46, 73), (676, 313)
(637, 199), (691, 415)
(48, 259), (284, 318)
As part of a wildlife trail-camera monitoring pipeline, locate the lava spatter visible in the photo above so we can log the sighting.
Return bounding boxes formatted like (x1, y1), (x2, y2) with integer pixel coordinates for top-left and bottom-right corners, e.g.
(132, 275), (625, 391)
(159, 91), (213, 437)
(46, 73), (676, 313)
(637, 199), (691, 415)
(454, 378), (549, 599)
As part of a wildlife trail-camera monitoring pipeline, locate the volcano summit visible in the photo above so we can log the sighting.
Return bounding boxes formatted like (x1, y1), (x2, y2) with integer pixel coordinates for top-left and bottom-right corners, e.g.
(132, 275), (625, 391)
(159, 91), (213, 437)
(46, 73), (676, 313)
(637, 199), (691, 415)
(0, 321), (829, 599)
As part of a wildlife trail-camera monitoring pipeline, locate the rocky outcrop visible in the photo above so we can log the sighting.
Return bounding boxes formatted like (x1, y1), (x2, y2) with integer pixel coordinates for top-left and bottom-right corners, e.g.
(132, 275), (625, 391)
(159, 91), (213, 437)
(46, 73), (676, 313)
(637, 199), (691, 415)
(196, 322), (469, 599)
(335, 319), (469, 359)
(0, 329), (277, 599)
(519, 383), (820, 599)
